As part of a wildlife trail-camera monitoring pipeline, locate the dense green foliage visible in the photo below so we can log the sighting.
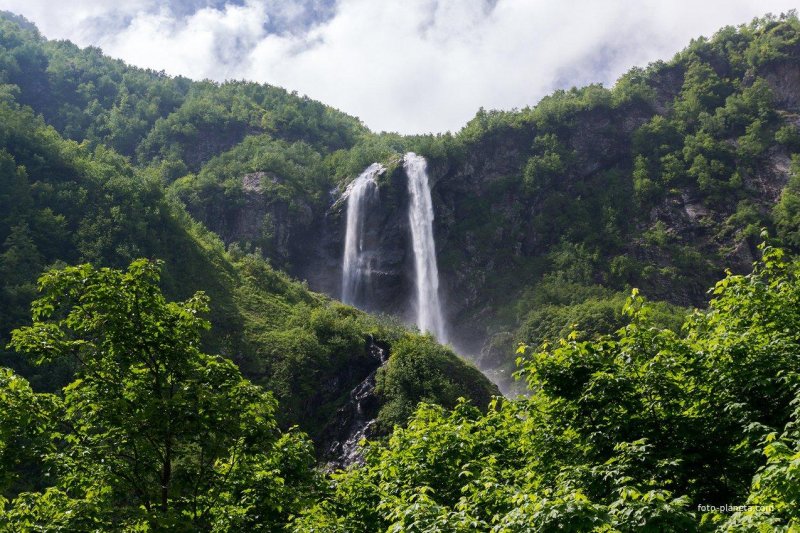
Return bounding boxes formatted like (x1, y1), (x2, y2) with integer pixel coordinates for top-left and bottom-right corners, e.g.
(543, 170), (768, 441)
(229, 255), (496, 435)
(294, 242), (800, 531)
(488, 286), (686, 394)
(5, 245), (800, 530)
(0, 260), (494, 530)
(0, 12), (366, 164)
(2, 260), (319, 530)
(0, 367), (57, 498)
(433, 12), (800, 381)
(2, 9), (800, 530)
(0, 11), (495, 447)
(375, 335), (496, 429)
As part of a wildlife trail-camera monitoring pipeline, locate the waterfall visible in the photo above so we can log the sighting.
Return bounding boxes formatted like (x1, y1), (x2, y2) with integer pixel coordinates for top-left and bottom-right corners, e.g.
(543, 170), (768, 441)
(341, 163), (383, 306)
(404, 152), (447, 342)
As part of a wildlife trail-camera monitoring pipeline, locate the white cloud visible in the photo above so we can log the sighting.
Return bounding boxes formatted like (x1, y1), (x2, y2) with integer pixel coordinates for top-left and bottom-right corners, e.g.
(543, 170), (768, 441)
(103, 2), (269, 80)
(0, 0), (797, 133)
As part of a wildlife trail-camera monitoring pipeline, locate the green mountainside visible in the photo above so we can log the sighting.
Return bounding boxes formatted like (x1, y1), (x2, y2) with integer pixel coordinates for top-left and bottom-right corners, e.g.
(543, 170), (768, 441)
(153, 11), (800, 390)
(1, 9), (800, 530)
(0, 13), (496, 448)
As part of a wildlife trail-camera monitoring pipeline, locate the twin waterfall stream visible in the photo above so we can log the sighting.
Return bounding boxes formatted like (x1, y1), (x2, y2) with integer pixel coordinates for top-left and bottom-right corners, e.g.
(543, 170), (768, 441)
(341, 152), (447, 342)
(331, 153), (458, 466)
(404, 153), (447, 343)
(341, 163), (382, 308)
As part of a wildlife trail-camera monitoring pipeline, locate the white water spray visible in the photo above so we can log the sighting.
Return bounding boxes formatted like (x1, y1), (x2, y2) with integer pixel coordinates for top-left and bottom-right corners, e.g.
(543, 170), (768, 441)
(404, 152), (447, 342)
(341, 163), (382, 306)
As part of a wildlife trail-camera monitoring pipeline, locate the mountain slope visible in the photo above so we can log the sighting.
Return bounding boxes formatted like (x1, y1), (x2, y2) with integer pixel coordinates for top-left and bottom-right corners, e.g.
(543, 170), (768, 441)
(0, 73), (497, 454)
(167, 13), (800, 389)
(2, 9), (800, 531)
(2, 12), (800, 392)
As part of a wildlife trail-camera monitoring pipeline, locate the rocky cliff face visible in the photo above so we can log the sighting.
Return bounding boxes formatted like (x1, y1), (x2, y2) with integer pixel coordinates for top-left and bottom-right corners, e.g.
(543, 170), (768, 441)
(763, 60), (800, 112)
(418, 100), (661, 353)
(184, 171), (317, 270)
(320, 337), (388, 470)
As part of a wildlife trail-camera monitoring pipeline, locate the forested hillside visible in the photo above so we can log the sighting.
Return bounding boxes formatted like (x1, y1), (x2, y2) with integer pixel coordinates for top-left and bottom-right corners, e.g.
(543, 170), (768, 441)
(293, 241), (800, 530)
(161, 11), (800, 391)
(0, 11), (496, 453)
(1, 8), (800, 530)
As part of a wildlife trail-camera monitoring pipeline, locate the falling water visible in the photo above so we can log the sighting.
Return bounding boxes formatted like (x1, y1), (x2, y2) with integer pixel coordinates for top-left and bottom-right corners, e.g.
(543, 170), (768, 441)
(341, 163), (383, 306)
(404, 152), (447, 342)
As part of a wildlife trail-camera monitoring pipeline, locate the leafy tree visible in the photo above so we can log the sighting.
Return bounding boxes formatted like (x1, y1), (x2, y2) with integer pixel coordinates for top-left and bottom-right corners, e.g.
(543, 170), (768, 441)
(673, 60), (731, 126)
(523, 133), (573, 193)
(374, 335), (495, 429)
(3, 259), (318, 530)
(295, 243), (800, 531)
(722, 399), (800, 530)
(0, 368), (59, 498)
(775, 155), (800, 249)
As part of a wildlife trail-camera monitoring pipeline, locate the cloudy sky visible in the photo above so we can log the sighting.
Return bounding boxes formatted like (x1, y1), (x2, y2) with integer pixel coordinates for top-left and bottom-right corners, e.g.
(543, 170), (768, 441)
(0, 0), (797, 133)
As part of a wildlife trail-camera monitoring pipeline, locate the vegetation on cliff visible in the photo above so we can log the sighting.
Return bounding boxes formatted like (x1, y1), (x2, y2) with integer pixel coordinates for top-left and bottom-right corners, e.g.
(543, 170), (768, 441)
(3, 242), (799, 530)
(2, 9), (800, 530)
(292, 240), (800, 531)
(0, 30), (497, 448)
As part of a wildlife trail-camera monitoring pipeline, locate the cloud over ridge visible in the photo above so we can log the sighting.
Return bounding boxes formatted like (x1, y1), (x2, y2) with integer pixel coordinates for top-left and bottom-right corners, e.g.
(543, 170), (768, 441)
(1, 0), (797, 133)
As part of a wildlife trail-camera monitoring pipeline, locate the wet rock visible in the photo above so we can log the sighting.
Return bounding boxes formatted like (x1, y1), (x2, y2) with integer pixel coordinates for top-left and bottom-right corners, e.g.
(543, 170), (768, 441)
(320, 338), (389, 470)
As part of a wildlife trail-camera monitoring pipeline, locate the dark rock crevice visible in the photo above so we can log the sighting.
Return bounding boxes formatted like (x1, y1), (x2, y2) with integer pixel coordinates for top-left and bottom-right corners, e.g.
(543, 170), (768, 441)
(319, 337), (389, 470)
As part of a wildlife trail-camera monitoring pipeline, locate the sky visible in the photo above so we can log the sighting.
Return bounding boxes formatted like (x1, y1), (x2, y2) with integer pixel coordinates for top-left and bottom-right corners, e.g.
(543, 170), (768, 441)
(0, 0), (797, 134)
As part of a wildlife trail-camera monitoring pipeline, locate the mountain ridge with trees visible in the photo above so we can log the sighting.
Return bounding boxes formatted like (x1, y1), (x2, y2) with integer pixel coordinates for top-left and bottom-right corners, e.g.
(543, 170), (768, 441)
(1, 9), (800, 530)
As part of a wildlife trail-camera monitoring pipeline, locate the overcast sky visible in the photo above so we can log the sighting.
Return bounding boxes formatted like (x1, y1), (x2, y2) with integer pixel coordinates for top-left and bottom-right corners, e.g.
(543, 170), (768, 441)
(0, 0), (797, 133)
